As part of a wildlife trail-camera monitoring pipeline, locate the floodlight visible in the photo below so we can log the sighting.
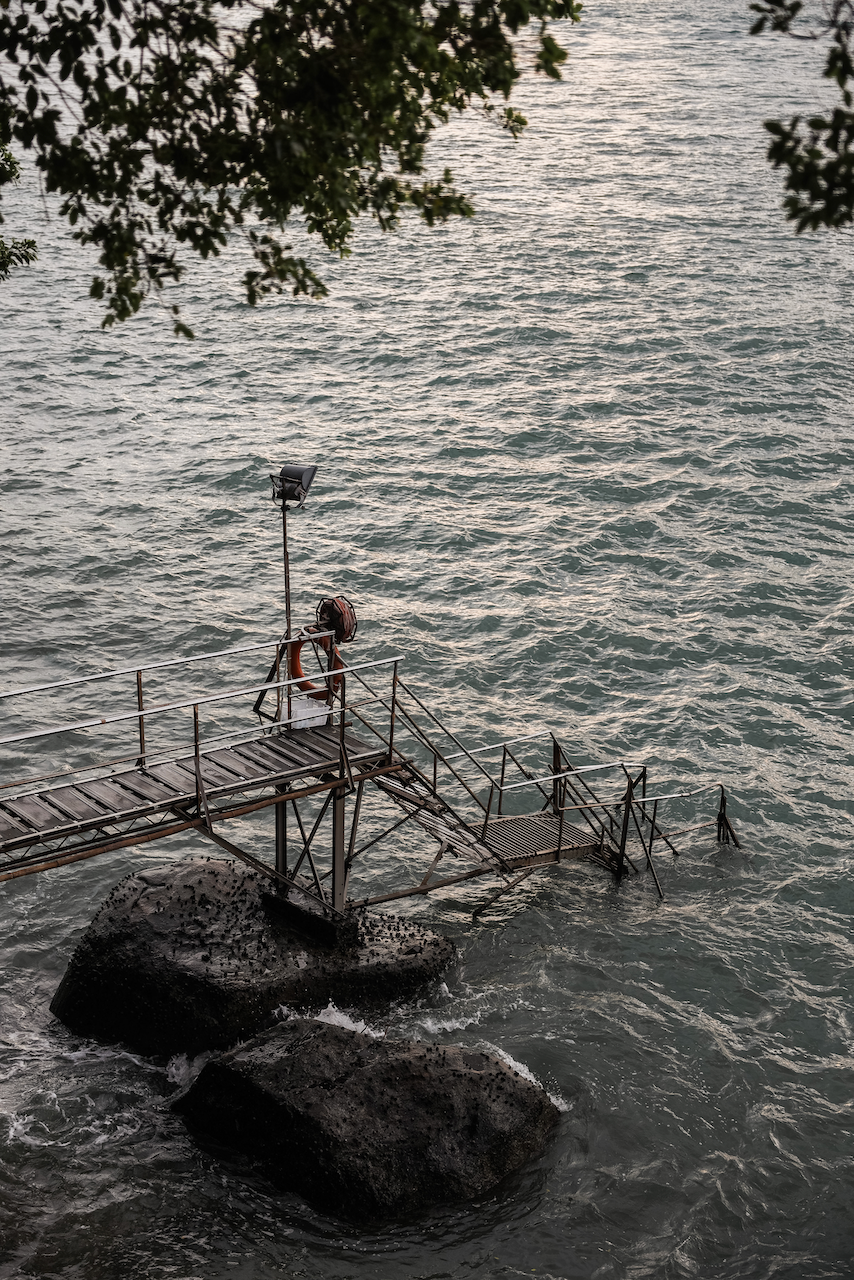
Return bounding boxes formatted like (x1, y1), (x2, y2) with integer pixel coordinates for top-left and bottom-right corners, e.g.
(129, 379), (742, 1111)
(271, 464), (318, 508)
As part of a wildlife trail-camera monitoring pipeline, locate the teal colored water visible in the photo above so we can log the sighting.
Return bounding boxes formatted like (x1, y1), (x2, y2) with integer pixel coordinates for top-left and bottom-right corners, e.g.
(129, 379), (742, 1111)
(2, 2), (853, 1276)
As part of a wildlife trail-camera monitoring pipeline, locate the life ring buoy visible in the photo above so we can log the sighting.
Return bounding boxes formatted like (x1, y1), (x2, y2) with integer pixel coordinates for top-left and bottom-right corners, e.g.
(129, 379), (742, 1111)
(291, 633), (345, 702)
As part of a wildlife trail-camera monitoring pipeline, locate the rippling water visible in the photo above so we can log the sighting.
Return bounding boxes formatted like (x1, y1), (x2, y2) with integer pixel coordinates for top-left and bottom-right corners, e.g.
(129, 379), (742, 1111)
(2, 2), (853, 1277)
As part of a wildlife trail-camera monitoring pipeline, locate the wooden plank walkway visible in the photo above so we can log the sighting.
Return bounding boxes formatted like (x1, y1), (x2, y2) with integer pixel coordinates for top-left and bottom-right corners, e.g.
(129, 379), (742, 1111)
(0, 725), (388, 878)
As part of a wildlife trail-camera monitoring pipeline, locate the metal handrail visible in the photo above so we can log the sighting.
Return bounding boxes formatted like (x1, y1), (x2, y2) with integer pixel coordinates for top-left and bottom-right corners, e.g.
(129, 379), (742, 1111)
(0, 654), (403, 749)
(0, 631), (335, 701)
(0, 687), (398, 806)
(541, 782), (720, 811)
(498, 761), (646, 792)
(443, 729), (553, 761)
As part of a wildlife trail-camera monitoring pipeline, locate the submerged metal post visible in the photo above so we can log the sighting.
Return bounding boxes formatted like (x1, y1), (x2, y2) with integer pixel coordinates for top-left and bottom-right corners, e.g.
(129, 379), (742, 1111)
(716, 785), (741, 847)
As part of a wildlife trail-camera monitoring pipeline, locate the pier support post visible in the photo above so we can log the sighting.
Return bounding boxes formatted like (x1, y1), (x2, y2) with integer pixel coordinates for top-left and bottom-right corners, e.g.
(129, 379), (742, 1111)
(275, 789), (287, 876)
(616, 780), (633, 879)
(332, 785), (347, 912)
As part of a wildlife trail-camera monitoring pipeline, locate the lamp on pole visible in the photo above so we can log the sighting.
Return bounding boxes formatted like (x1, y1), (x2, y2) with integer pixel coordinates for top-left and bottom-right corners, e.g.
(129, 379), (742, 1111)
(267, 464), (318, 881)
(254, 463), (318, 729)
(270, 463), (318, 647)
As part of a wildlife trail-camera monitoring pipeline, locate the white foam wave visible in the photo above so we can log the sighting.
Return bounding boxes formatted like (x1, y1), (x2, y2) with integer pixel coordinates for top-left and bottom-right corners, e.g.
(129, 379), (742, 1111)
(418, 1010), (485, 1035)
(313, 1001), (384, 1039)
(166, 1051), (214, 1088)
(479, 1041), (570, 1112)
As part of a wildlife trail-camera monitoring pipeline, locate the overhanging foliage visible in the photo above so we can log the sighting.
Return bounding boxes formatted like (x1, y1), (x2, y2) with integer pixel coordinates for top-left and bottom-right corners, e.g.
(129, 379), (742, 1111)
(0, 0), (581, 334)
(751, 0), (854, 231)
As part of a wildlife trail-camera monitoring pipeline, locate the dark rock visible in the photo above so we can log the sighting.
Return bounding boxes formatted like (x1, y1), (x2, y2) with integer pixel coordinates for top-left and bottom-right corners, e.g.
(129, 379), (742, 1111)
(50, 858), (455, 1057)
(173, 1018), (560, 1220)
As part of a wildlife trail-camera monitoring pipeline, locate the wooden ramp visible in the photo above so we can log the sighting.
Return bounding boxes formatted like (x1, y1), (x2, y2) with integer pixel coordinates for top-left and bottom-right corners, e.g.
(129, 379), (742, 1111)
(0, 725), (390, 881)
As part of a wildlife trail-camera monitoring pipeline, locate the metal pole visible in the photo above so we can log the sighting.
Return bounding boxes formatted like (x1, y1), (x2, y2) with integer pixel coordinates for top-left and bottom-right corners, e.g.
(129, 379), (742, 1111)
(282, 503), (291, 643)
(617, 779), (632, 880)
(346, 779), (365, 868)
(552, 737), (561, 814)
(388, 661), (398, 760)
(332, 785), (346, 912)
(481, 784), (494, 842)
(642, 798), (665, 899)
(193, 703), (200, 810)
(498, 746), (506, 817)
(327, 631), (336, 714)
(136, 670), (146, 766)
(283, 505), (292, 726)
(275, 789), (287, 875)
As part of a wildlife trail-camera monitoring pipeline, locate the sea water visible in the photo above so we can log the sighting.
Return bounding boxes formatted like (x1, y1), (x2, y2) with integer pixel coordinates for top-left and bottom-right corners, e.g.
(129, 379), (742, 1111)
(1, 2), (853, 1276)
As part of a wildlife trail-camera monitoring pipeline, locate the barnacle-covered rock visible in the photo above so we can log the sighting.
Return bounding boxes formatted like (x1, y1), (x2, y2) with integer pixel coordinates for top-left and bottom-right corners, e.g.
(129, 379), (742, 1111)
(50, 858), (455, 1056)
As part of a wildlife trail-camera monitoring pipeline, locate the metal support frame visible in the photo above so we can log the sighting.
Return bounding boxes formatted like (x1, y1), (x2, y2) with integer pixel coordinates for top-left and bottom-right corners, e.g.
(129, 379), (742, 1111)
(716, 786), (741, 847)
(331, 785), (346, 912)
(275, 788), (287, 875)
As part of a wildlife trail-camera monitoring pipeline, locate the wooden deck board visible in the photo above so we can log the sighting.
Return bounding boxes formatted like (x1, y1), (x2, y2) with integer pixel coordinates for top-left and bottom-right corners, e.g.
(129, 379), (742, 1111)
(48, 786), (112, 822)
(0, 726), (386, 864)
(4, 794), (69, 832)
(0, 810), (28, 841)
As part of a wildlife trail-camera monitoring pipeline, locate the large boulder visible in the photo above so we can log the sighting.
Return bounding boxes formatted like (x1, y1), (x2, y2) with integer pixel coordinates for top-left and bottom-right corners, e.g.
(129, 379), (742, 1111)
(51, 858), (455, 1057)
(174, 1018), (561, 1220)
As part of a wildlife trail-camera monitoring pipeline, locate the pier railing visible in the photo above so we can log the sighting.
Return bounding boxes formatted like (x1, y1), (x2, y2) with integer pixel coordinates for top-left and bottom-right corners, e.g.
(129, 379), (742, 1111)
(335, 673), (740, 900)
(0, 632), (401, 804)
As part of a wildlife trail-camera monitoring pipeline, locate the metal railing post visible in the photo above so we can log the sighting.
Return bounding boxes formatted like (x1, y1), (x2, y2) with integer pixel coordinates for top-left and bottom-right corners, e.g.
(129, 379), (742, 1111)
(481, 784), (495, 842)
(388, 661), (398, 761)
(193, 703), (200, 809)
(136, 670), (146, 766)
(286, 635), (292, 726)
(327, 633), (335, 714)
(617, 778), (633, 880)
